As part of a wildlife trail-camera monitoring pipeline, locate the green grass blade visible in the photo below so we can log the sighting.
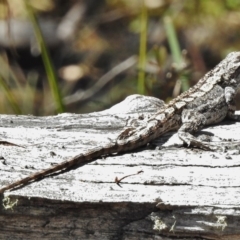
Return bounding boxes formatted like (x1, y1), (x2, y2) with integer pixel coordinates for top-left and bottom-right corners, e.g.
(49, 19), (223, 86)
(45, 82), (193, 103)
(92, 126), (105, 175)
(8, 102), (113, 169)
(138, 1), (148, 95)
(0, 75), (22, 114)
(25, 1), (65, 113)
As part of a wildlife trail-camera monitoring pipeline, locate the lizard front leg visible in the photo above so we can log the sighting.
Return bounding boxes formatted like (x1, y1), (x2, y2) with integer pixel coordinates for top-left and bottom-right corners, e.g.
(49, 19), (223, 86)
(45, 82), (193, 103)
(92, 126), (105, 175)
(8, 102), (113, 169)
(225, 86), (240, 121)
(178, 109), (214, 150)
(178, 85), (240, 150)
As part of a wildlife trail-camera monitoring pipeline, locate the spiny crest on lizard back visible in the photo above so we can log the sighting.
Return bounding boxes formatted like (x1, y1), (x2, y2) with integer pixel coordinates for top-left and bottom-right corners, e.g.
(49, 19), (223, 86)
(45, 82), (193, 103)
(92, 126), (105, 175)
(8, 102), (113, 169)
(190, 52), (240, 90)
(219, 52), (240, 85)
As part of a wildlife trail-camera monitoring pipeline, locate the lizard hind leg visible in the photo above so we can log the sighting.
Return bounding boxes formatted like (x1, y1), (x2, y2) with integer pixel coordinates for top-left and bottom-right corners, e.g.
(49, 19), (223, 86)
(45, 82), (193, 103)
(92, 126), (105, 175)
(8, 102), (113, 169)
(178, 109), (215, 150)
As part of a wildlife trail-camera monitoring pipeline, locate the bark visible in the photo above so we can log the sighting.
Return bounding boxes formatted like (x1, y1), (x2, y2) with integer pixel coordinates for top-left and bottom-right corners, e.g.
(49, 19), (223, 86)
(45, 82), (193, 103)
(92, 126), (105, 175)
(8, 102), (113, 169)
(0, 94), (239, 240)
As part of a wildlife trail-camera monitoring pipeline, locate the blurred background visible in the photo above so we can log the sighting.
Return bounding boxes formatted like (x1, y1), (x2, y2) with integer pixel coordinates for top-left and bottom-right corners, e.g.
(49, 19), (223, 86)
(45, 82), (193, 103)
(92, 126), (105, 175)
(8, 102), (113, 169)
(0, 0), (240, 115)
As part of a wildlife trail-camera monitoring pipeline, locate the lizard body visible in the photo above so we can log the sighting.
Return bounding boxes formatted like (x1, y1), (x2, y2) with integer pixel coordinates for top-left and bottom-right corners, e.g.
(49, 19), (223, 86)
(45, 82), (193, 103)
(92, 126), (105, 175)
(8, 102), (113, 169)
(1, 52), (240, 193)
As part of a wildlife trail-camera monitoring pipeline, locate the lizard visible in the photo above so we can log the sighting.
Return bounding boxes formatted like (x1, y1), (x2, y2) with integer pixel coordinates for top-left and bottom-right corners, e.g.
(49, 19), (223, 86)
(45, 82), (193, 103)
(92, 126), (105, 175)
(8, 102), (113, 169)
(0, 51), (240, 193)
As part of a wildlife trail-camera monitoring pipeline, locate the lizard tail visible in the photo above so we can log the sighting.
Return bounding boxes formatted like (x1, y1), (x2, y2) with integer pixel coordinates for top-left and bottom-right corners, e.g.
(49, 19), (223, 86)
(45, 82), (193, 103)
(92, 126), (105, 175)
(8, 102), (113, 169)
(0, 138), (147, 193)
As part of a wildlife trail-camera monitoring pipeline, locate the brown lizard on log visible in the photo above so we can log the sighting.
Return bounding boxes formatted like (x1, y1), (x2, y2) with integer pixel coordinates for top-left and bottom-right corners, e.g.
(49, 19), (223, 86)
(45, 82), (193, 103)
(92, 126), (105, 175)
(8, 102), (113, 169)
(0, 51), (240, 193)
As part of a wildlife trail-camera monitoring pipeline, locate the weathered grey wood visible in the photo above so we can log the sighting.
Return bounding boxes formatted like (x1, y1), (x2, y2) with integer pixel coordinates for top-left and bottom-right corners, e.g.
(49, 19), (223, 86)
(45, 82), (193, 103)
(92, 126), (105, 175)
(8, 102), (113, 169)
(0, 94), (240, 239)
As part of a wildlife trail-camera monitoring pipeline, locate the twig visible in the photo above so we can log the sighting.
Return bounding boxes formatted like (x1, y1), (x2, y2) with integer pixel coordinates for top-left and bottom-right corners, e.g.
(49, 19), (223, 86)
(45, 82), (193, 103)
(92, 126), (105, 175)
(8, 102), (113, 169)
(115, 170), (143, 187)
(63, 55), (137, 106)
